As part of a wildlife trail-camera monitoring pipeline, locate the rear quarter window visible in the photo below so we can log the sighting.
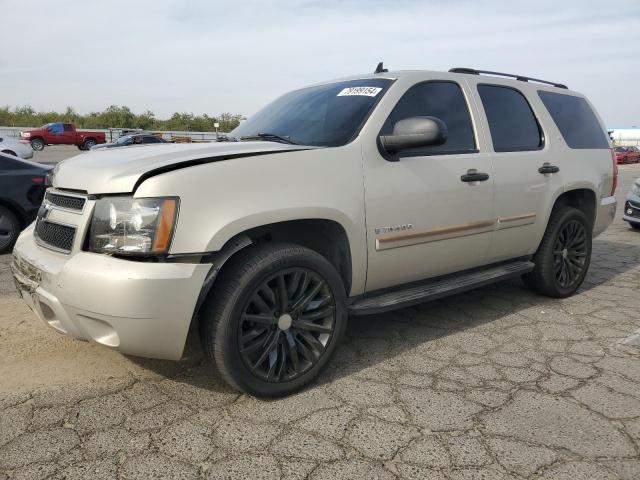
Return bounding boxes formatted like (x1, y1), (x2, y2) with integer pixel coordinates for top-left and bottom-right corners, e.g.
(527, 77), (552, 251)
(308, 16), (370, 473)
(538, 91), (609, 149)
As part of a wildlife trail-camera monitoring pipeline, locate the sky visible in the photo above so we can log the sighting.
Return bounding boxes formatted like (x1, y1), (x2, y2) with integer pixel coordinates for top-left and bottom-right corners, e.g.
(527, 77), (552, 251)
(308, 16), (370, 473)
(1, 0), (639, 127)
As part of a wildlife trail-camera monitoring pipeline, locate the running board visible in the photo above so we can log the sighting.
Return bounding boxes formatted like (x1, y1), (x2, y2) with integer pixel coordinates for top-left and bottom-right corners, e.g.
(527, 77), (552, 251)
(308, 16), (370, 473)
(348, 260), (534, 316)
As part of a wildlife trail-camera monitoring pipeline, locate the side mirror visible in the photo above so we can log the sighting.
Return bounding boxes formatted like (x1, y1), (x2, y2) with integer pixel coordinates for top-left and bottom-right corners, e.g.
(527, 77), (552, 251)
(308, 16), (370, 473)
(379, 116), (447, 153)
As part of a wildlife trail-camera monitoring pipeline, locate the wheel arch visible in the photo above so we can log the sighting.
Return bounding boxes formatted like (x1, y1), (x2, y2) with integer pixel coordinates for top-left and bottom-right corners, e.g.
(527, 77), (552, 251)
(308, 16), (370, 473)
(551, 187), (597, 228)
(208, 217), (354, 296)
(188, 218), (356, 354)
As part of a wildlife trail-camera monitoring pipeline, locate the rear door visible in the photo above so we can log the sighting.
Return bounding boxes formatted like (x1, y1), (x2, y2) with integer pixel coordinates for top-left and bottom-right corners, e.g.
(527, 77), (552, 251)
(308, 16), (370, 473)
(469, 80), (564, 262)
(362, 79), (495, 291)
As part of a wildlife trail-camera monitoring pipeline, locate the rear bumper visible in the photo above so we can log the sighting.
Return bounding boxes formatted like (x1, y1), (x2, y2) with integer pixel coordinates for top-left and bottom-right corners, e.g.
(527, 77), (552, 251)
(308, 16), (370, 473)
(12, 227), (211, 360)
(593, 196), (617, 238)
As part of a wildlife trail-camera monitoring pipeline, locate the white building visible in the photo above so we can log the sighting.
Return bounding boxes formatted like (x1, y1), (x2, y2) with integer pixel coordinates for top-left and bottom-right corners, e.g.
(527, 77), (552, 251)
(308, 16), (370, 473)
(609, 127), (640, 146)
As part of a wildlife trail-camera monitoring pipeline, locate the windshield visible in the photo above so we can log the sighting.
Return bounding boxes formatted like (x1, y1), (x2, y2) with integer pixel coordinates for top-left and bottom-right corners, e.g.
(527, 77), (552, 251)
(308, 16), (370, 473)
(615, 147), (627, 152)
(116, 136), (132, 145)
(229, 78), (393, 147)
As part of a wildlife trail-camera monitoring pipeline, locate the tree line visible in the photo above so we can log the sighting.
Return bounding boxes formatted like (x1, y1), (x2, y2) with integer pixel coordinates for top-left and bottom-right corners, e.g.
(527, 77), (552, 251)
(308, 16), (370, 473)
(0, 105), (243, 132)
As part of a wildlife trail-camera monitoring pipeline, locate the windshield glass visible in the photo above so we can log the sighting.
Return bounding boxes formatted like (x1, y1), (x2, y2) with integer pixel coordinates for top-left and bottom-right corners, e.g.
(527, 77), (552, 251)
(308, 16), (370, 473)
(229, 78), (393, 147)
(116, 136), (132, 145)
(615, 147), (627, 152)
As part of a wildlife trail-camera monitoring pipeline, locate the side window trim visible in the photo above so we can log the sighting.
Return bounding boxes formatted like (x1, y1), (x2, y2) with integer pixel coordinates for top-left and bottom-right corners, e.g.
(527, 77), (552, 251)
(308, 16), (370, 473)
(378, 80), (479, 159)
(477, 83), (545, 153)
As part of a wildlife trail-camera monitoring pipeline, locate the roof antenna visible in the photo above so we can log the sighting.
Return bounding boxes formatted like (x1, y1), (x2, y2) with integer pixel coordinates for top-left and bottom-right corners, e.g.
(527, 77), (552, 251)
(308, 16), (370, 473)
(374, 62), (388, 74)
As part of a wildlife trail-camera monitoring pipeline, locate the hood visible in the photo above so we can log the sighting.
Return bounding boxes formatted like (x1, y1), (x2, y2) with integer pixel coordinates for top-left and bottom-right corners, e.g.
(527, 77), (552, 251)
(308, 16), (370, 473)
(52, 141), (313, 194)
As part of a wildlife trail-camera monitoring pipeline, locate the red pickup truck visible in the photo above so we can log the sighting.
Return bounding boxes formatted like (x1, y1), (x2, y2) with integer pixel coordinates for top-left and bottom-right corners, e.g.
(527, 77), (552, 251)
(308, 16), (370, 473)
(20, 123), (106, 151)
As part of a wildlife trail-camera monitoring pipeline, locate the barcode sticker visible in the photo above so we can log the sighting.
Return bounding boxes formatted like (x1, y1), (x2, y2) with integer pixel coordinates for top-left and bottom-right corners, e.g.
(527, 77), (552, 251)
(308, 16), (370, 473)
(337, 87), (382, 97)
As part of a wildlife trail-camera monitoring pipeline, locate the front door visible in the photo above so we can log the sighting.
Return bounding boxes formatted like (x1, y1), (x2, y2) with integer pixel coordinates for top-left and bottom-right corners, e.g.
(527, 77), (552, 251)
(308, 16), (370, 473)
(363, 80), (495, 292)
(47, 123), (65, 145)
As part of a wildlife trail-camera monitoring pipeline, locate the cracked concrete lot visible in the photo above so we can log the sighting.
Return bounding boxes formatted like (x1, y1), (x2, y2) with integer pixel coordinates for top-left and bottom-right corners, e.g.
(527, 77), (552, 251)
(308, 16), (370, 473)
(1, 164), (639, 479)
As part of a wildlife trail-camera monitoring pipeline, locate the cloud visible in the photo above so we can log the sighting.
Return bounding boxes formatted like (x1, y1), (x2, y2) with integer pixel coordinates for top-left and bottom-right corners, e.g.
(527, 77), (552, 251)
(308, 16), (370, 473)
(1, 0), (639, 125)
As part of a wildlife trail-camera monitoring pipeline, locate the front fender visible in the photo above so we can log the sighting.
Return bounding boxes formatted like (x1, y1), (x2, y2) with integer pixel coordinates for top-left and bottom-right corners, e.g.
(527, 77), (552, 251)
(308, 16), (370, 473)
(134, 144), (368, 294)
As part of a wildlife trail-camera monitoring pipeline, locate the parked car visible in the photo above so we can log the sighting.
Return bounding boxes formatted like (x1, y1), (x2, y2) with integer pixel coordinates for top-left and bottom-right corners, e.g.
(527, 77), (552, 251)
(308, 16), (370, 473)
(20, 123), (106, 151)
(0, 154), (51, 253)
(12, 66), (617, 397)
(614, 146), (640, 164)
(91, 134), (167, 150)
(623, 178), (640, 230)
(0, 136), (34, 159)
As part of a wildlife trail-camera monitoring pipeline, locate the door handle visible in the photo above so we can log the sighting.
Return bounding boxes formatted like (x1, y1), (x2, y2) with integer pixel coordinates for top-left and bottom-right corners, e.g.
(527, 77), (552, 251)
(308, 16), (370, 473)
(461, 169), (490, 183)
(538, 163), (559, 174)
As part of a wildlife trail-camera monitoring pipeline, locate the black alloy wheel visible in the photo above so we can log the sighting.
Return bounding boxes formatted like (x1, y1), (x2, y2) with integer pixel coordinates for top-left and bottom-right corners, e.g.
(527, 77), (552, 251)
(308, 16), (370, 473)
(552, 219), (588, 289)
(238, 267), (336, 382)
(201, 243), (347, 398)
(523, 206), (592, 298)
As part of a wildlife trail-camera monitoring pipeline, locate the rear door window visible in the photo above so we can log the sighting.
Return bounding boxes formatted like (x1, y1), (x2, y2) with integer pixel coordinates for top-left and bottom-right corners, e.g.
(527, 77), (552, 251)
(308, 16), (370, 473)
(538, 90), (609, 149)
(478, 85), (543, 152)
(380, 81), (476, 156)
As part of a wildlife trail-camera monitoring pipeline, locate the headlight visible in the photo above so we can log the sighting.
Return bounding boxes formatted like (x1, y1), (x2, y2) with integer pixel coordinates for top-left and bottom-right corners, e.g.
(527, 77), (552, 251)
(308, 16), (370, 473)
(21, 132), (30, 137)
(632, 182), (640, 197)
(89, 196), (178, 255)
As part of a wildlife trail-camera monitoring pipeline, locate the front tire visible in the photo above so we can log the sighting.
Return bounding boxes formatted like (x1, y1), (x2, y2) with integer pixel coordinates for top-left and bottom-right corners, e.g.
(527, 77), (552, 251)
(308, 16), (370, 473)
(30, 138), (45, 151)
(200, 243), (347, 398)
(523, 207), (592, 298)
(0, 205), (20, 254)
(629, 222), (640, 231)
(1, 150), (17, 157)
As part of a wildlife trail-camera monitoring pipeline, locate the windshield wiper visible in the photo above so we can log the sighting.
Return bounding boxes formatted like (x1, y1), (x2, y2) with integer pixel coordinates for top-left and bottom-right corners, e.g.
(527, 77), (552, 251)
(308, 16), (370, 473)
(240, 133), (299, 145)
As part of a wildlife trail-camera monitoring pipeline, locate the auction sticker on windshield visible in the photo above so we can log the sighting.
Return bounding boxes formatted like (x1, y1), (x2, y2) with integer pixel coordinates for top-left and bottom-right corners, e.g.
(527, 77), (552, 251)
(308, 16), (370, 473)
(337, 87), (382, 97)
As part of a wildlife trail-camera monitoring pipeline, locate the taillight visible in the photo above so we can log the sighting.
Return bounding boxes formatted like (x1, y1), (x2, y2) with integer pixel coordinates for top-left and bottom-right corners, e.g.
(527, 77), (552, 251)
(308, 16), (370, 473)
(31, 176), (45, 185)
(610, 148), (618, 196)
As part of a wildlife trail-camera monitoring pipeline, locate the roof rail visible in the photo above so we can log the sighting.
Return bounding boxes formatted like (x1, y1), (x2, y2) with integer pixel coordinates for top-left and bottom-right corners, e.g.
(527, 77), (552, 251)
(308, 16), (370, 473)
(449, 67), (568, 89)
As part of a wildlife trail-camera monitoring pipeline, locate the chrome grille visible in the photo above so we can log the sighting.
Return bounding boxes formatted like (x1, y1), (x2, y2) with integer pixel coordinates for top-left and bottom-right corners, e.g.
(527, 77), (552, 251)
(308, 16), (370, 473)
(35, 219), (76, 253)
(45, 191), (86, 212)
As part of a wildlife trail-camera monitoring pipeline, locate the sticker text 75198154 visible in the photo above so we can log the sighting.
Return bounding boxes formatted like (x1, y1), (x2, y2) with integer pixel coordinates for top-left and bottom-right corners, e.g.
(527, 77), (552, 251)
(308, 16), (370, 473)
(337, 87), (382, 97)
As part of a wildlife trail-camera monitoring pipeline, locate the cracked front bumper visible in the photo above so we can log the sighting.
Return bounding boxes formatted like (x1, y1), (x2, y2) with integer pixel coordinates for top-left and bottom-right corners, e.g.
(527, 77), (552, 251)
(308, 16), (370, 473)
(12, 226), (211, 360)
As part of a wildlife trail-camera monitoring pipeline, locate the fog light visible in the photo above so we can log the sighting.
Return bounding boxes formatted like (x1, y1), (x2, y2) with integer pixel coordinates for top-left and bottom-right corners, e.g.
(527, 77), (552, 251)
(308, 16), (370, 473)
(628, 209), (634, 215)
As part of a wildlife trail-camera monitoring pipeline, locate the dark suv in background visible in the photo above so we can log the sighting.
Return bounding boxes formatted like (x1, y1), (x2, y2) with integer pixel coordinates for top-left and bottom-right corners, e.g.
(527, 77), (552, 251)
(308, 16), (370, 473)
(0, 154), (51, 253)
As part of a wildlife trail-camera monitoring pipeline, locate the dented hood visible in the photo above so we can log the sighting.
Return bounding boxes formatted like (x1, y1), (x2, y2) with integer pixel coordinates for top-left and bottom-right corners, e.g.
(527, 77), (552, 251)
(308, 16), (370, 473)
(52, 141), (312, 194)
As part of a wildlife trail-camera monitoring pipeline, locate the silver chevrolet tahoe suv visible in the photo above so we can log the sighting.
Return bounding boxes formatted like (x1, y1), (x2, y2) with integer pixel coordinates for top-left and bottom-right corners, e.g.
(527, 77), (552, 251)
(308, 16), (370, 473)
(12, 66), (617, 397)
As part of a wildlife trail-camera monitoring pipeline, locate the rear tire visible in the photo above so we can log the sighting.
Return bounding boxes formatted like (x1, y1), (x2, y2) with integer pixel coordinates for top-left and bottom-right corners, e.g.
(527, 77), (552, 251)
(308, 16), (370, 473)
(0, 205), (20, 254)
(200, 243), (347, 398)
(523, 207), (592, 298)
(83, 139), (96, 150)
(30, 138), (45, 151)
